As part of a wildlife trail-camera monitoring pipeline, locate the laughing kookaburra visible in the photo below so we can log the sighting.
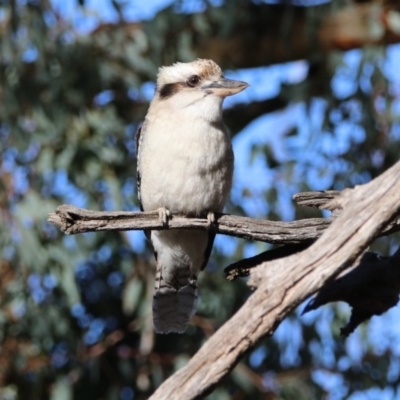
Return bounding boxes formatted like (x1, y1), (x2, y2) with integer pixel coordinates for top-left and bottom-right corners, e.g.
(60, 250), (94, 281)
(136, 59), (249, 334)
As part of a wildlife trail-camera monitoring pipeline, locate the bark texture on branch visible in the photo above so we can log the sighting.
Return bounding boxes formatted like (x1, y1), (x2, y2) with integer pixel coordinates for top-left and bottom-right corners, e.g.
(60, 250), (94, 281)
(147, 160), (400, 400)
(47, 182), (400, 399)
(48, 203), (333, 244)
(48, 190), (400, 245)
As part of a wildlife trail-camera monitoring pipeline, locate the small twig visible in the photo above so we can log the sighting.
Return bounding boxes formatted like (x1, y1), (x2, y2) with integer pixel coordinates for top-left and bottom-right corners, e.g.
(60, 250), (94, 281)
(225, 242), (313, 280)
(293, 190), (341, 209)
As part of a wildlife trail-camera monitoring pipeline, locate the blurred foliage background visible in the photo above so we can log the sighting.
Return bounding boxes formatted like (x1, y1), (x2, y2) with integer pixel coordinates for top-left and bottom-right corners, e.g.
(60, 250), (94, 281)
(1, 0), (400, 399)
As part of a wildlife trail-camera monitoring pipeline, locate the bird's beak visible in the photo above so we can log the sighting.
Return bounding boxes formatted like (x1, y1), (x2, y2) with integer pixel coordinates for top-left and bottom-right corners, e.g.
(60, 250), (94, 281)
(202, 78), (249, 97)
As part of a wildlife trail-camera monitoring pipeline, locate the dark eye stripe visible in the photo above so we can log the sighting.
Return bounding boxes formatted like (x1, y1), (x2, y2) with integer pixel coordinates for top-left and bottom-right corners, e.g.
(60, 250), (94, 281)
(159, 83), (184, 99)
(158, 76), (201, 100)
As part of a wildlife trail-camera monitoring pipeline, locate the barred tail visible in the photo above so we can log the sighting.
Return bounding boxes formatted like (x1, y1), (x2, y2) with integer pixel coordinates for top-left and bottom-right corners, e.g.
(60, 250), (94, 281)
(152, 263), (198, 334)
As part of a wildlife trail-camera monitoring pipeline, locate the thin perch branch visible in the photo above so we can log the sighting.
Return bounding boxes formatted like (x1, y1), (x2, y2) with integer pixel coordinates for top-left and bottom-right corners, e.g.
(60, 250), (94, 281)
(48, 191), (400, 245)
(48, 203), (333, 244)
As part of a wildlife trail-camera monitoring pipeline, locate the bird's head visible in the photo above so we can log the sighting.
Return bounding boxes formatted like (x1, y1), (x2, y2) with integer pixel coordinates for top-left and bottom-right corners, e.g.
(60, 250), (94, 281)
(153, 59), (249, 119)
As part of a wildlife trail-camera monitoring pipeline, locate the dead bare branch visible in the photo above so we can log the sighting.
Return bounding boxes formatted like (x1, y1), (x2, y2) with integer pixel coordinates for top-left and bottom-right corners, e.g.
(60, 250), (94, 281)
(48, 203), (333, 244)
(47, 171), (400, 399)
(147, 160), (400, 400)
(225, 242), (313, 281)
(302, 246), (400, 336)
(47, 193), (400, 246)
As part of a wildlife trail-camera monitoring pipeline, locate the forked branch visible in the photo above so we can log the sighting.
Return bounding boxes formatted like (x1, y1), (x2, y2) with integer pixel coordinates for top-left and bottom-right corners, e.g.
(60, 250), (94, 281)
(48, 164), (400, 400)
(147, 161), (400, 400)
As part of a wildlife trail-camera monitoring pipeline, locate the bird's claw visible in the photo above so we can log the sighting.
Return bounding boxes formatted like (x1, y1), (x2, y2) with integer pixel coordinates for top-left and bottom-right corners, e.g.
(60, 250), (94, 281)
(158, 207), (171, 226)
(207, 211), (216, 227)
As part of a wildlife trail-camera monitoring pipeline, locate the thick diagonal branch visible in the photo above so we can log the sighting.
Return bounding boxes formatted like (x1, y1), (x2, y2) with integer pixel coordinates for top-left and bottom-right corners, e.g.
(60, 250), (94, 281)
(147, 160), (400, 400)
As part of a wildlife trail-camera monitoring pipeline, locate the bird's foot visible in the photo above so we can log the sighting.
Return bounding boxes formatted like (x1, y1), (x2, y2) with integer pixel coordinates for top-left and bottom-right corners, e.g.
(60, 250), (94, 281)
(158, 207), (171, 226)
(207, 211), (216, 227)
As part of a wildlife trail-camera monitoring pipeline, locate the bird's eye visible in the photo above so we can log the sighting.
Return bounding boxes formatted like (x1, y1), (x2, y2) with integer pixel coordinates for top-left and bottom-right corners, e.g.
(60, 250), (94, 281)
(187, 75), (201, 87)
